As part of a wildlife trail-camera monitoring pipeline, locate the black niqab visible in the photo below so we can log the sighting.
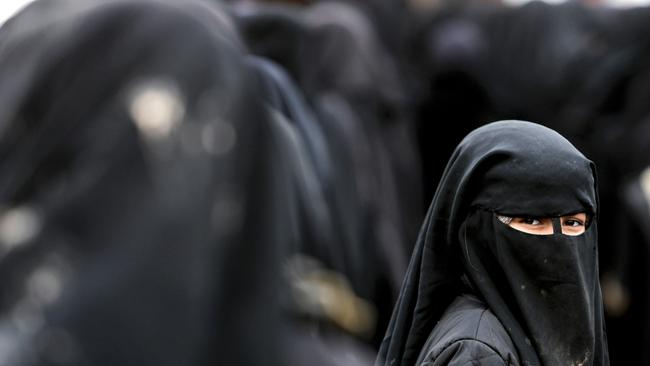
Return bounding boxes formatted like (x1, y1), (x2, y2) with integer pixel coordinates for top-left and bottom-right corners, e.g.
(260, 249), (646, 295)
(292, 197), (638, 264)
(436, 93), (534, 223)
(377, 120), (608, 366)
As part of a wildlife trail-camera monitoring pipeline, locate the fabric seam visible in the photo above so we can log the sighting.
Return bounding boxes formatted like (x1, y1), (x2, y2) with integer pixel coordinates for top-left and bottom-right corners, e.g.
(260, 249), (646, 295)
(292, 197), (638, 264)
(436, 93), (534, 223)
(425, 337), (509, 365)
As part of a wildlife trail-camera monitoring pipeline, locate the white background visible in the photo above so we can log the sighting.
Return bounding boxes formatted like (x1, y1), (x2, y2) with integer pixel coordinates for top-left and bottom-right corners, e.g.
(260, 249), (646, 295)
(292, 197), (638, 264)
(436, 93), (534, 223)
(0, 0), (33, 26)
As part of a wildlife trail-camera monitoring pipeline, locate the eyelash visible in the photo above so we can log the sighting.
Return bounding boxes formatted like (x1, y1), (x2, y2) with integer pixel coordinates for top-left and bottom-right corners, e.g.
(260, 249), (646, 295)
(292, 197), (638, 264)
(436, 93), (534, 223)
(563, 219), (584, 227)
(517, 218), (585, 227)
(522, 218), (541, 225)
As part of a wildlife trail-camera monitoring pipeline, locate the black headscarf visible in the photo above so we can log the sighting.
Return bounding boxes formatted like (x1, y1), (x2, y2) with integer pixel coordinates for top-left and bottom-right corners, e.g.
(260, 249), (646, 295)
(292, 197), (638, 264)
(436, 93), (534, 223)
(0, 1), (293, 365)
(377, 120), (608, 366)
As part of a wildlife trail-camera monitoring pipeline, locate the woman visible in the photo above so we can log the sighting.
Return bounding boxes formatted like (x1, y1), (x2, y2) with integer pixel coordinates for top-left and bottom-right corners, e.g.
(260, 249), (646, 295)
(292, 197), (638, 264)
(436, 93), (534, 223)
(377, 120), (609, 365)
(0, 1), (295, 365)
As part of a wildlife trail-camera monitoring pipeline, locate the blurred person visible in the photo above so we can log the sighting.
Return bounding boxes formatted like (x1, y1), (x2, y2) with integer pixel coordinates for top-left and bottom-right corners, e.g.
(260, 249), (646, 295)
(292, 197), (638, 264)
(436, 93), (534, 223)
(377, 121), (609, 365)
(235, 0), (424, 351)
(247, 55), (377, 366)
(0, 0), (319, 365)
(407, 0), (606, 200)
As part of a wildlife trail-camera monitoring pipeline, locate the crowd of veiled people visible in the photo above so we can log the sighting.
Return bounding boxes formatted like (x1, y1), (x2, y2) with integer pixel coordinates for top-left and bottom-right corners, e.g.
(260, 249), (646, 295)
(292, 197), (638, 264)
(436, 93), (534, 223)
(0, 0), (647, 365)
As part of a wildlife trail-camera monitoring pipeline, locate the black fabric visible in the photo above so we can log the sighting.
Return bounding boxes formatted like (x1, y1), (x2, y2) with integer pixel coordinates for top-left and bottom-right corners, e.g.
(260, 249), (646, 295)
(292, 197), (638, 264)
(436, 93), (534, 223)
(605, 172), (650, 366)
(237, 1), (423, 350)
(461, 210), (604, 365)
(377, 120), (608, 366)
(246, 56), (337, 260)
(252, 58), (377, 366)
(423, 340), (508, 366)
(0, 1), (294, 365)
(416, 294), (518, 366)
(408, 3), (650, 364)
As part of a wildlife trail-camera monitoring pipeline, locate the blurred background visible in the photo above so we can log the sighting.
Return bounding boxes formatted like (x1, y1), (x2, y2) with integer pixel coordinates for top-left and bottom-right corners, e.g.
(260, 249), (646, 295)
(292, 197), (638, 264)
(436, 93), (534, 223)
(0, 0), (648, 365)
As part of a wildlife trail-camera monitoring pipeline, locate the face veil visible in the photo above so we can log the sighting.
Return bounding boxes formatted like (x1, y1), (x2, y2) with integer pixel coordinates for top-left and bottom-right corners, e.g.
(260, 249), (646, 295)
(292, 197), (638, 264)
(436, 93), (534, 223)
(376, 120), (608, 366)
(461, 209), (605, 365)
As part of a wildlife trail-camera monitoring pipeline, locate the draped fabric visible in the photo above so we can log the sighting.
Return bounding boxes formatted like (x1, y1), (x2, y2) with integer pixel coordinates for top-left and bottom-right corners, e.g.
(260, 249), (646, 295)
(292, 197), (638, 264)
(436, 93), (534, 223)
(0, 1), (294, 365)
(377, 120), (608, 366)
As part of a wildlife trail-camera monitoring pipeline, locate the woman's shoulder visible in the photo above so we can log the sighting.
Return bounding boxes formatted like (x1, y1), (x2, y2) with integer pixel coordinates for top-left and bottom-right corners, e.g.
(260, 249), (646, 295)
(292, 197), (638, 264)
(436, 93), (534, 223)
(417, 294), (520, 366)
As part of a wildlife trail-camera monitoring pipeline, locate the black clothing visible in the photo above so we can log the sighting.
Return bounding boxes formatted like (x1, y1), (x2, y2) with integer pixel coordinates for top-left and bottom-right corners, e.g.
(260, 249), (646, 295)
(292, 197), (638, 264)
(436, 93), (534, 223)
(416, 294), (518, 366)
(460, 208), (603, 365)
(408, 3), (650, 364)
(0, 1), (295, 365)
(606, 172), (650, 366)
(236, 1), (423, 350)
(377, 120), (608, 366)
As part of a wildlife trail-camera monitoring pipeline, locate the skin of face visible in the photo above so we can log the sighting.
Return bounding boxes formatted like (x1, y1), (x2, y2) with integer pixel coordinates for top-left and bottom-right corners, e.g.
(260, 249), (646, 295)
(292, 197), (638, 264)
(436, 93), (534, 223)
(507, 213), (588, 236)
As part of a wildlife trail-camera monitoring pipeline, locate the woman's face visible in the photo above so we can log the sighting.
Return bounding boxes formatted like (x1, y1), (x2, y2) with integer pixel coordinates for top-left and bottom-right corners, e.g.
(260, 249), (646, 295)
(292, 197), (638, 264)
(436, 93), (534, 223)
(499, 212), (588, 236)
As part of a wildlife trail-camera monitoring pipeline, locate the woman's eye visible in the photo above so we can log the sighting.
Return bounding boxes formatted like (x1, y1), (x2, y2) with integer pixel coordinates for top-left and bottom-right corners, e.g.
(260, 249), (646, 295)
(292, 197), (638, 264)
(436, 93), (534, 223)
(509, 217), (553, 235)
(522, 218), (541, 225)
(561, 214), (588, 236)
(564, 219), (584, 227)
